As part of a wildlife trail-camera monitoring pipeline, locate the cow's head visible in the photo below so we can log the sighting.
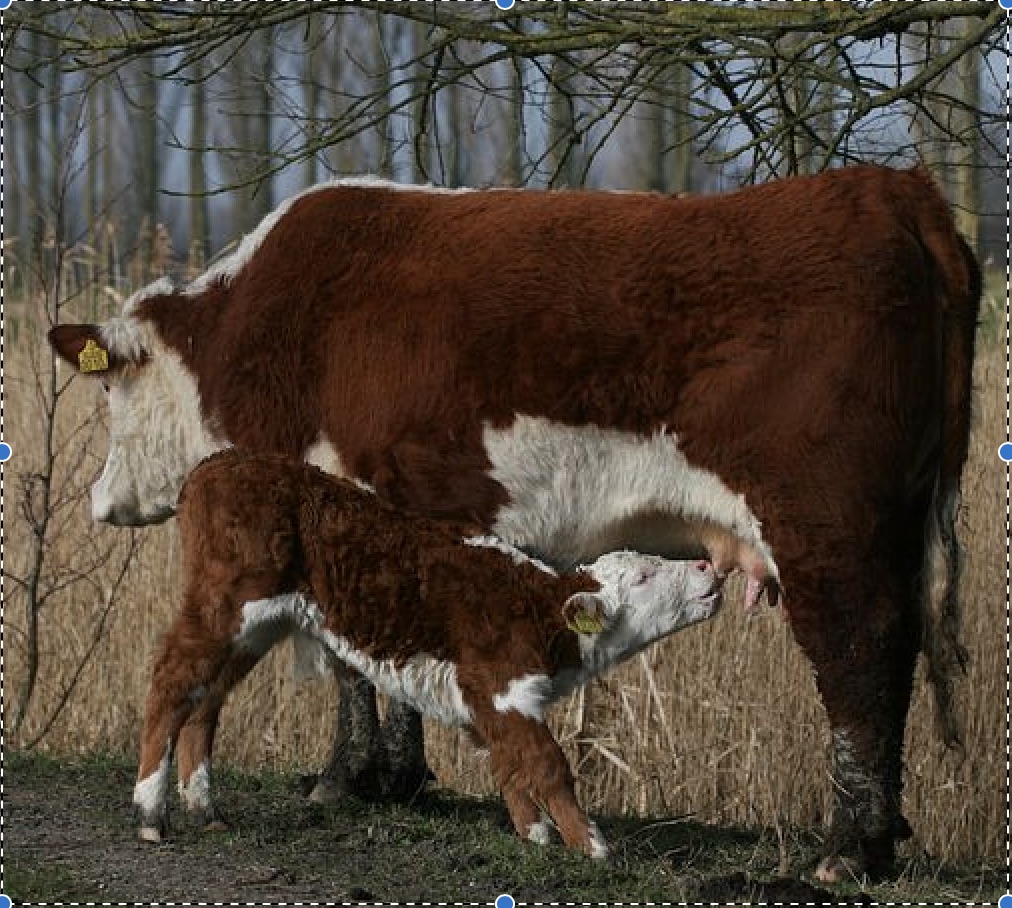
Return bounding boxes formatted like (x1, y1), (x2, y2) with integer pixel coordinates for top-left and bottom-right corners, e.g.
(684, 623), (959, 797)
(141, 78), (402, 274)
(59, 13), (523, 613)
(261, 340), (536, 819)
(48, 281), (224, 526)
(565, 553), (723, 669)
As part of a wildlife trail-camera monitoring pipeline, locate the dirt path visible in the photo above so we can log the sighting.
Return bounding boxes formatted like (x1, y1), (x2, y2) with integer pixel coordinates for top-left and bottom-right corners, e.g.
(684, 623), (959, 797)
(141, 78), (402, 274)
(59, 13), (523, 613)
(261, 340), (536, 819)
(4, 755), (999, 905)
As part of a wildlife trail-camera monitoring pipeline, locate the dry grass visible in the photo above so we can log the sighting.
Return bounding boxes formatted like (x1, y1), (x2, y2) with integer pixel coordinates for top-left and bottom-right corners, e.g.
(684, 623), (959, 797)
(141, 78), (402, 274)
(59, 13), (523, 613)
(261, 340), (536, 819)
(3, 306), (1004, 868)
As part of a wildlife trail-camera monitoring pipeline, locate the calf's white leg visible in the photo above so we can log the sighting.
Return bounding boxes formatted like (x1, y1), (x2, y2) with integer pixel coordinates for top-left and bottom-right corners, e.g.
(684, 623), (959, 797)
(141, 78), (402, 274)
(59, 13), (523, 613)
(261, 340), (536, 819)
(134, 605), (259, 841)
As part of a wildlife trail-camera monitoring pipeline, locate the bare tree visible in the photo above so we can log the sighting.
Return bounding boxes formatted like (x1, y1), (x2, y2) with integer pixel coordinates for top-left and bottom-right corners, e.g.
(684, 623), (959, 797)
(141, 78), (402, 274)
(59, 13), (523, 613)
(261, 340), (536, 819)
(7, 110), (144, 746)
(188, 53), (211, 269)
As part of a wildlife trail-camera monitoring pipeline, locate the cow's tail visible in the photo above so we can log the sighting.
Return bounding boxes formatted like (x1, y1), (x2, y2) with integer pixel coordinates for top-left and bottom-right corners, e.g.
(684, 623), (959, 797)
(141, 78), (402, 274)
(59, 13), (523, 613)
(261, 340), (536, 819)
(915, 169), (981, 753)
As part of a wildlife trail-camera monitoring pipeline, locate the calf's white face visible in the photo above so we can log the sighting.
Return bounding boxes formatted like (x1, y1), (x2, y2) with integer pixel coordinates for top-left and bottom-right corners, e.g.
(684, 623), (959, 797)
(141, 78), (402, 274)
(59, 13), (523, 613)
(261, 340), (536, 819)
(571, 553), (724, 675)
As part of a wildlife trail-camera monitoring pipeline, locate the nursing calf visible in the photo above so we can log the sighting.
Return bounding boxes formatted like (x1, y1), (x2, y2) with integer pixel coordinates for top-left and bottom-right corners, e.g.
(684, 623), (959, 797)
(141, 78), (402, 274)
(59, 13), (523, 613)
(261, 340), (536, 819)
(134, 449), (723, 856)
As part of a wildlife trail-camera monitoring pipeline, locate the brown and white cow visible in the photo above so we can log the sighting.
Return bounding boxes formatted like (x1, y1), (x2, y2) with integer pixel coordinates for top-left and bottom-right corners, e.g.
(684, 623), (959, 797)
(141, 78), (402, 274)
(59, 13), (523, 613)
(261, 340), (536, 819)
(134, 448), (724, 856)
(49, 165), (979, 881)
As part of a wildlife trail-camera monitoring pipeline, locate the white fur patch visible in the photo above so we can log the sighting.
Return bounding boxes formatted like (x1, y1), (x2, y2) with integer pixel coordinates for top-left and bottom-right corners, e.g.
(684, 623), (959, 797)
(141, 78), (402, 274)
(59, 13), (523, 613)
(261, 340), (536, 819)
(178, 760), (212, 812)
(332, 175), (475, 195)
(232, 595), (470, 723)
(185, 185), (334, 295)
(527, 815), (555, 846)
(304, 434), (348, 477)
(587, 820), (609, 860)
(235, 594), (325, 658)
(322, 631), (472, 727)
(185, 179), (472, 297)
(133, 752), (171, 815)
(482, 415), (777, 576)
(492, 673), (554, 721)
(463, 535), (557, 575)
(304, 434), (376, 494)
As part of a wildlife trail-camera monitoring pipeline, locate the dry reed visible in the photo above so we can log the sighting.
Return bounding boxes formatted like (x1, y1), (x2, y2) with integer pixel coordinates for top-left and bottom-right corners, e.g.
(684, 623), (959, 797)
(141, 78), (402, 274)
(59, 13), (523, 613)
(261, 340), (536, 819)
(3, 299), (1004, 866)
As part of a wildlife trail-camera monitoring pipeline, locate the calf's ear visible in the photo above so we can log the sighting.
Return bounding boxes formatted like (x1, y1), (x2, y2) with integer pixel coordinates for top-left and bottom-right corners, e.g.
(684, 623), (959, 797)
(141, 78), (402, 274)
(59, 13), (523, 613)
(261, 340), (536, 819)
(48, 324), (122, 375)
(563, 592), (608, 635)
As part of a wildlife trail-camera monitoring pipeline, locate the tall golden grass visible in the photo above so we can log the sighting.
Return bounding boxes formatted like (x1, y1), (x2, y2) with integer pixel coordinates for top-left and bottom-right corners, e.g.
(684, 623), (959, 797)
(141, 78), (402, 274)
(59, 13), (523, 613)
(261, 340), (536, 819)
(3, 295), (1004, 866)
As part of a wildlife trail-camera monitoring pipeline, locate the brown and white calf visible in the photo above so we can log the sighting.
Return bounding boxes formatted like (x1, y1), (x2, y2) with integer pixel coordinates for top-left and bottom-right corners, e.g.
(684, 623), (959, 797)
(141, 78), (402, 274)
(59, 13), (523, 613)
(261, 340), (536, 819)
(134, 449), (724, 856)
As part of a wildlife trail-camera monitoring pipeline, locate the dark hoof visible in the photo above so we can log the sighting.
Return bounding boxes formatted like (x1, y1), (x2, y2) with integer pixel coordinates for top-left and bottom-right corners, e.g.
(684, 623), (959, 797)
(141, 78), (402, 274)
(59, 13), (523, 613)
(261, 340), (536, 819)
(816, 826), (902, 884)
(307, 764), (383, 804)
(379, 764), (436, 803)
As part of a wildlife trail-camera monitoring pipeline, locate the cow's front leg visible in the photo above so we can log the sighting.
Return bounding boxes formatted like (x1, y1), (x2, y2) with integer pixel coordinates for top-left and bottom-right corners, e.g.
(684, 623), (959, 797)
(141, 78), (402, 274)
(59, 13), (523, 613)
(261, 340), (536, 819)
(310, 671), (385, 802)
(788, 571), (919, 882)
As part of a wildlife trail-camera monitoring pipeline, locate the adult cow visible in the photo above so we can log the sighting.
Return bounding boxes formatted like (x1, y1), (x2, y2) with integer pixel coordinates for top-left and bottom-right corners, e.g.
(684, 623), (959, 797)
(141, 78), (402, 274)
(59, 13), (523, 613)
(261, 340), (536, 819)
(50, 165), (978, 882)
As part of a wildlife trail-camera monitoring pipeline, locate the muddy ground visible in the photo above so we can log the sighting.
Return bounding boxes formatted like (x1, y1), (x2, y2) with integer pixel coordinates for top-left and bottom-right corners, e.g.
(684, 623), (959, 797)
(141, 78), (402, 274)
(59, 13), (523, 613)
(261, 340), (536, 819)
(4, 754), (1002, 905)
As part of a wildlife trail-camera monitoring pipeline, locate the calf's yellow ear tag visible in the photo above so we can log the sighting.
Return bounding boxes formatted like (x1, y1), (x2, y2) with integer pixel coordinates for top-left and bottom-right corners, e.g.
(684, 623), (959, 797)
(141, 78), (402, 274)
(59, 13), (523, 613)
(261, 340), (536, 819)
(563, 593), (606, 635)
(78, 339), (109, 373)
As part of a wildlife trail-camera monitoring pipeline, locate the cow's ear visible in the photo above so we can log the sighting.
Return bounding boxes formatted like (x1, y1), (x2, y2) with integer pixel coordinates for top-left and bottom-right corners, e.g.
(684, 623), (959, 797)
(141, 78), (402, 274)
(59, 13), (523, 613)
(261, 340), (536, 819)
(48, 324), (124, 375)
(563, 591), (608, 635)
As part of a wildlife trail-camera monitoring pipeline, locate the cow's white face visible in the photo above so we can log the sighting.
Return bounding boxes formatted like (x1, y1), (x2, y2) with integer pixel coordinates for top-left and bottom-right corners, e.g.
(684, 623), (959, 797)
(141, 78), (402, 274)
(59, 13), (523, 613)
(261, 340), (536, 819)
(50, 299), (224, 526)
(570, 553), (724, 675)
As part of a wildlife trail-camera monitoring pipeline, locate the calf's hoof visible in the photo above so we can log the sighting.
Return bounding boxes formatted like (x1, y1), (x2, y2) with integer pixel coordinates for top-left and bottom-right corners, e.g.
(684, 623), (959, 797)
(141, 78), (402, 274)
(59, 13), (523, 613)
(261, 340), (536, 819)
(138, 823), (166, 844)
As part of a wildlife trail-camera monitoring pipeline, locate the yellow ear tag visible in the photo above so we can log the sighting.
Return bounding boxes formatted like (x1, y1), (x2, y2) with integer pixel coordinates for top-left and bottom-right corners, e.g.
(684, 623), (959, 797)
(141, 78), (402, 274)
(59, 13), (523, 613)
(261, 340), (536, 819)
(566, 608), (605, 635)
(78, 339), (110, 373)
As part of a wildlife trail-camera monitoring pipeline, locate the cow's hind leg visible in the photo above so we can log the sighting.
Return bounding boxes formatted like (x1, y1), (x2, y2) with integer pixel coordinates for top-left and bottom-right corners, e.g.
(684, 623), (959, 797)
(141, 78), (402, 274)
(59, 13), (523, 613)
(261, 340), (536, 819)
(380, 700), (436, 801)
(788, 562), (919, 882)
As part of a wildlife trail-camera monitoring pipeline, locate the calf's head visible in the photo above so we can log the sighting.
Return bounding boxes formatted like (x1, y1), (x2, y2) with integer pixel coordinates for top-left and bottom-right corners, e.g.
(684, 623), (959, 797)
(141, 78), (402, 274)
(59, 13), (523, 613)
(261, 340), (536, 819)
(565, 553), (723, 669)
(48, 282), (223, 526)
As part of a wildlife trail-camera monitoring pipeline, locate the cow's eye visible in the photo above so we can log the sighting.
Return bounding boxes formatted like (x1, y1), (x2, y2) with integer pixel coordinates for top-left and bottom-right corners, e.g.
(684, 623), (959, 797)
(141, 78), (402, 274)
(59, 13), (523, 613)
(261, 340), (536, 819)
(100, 380), (110, 393)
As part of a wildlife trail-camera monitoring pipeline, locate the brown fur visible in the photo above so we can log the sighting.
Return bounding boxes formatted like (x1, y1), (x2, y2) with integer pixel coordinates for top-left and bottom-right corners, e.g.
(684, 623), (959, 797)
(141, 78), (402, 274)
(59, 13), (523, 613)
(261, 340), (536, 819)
(54, 165), (980, 877)
(139, 449), (607, 853)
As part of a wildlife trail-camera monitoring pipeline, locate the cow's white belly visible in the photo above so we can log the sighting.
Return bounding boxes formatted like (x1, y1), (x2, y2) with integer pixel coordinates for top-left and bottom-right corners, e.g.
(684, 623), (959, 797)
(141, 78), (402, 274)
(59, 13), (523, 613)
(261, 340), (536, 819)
(482, 415), (775, 572)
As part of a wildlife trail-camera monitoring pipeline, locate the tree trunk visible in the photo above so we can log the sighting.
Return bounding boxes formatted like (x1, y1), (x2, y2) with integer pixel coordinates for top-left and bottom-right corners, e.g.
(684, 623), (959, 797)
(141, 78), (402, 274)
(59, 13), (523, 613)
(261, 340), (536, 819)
(256, 26), (275, 221)
(25, 30), (44, 259)
(411, 21), (433, 184)
(667, 64), (693, 193)
(137, 52), (159, 268)
(953, 22), (980, 255)
(189, 54), (211, 269)
(305, 17), (322, 187)
(504, 32), (526, 187)
(548, 53), (580, 187)
(48, 36), (64, 249)
(374, 16), (394, 179)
